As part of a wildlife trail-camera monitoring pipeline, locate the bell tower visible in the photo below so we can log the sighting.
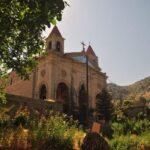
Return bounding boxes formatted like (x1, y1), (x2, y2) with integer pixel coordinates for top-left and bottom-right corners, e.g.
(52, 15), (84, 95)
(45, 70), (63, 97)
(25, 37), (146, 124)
(46, 26), (65, 54)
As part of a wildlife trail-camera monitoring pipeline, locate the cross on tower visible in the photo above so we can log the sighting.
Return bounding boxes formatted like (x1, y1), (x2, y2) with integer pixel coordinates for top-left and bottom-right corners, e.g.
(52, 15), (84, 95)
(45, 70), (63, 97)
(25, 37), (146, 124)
(81, 41), (86, 51)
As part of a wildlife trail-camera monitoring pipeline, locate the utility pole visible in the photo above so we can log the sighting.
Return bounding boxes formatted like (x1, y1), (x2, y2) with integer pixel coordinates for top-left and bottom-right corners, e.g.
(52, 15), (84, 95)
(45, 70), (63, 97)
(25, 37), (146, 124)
(86, 55), (89, 105)
(81, 41), (89, 125)
(86, 52), (89, 126)
(81, 41), (89, 100)
(70, 70), (74, 115)
(85, 54), (89, 127)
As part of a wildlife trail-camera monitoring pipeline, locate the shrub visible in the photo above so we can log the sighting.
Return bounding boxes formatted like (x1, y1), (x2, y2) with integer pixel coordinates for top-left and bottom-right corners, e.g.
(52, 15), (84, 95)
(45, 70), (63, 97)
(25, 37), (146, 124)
(13, 105), (30, 127)
(0, 109), (82, 150)
(112, 118), (150, 136)
(36, 136), (73, 150)
(13, 113), (28, 127)
(110, 135), (139, 150)
(109, 132), (150, 150)
(139, 131), (150, 147)
(27, 112), (79, 149)
(112, 122), (124, 136)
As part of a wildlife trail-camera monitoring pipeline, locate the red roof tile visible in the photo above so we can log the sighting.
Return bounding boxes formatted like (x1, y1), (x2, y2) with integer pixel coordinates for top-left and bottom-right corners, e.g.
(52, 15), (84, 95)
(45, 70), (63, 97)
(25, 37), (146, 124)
(86, 45), (97, 57)
(49, 26), (62, 37)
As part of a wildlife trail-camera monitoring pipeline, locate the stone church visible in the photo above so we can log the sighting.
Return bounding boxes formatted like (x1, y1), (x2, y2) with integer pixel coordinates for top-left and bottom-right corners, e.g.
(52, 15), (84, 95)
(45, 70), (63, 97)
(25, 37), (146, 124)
(6, 26), (107, 115)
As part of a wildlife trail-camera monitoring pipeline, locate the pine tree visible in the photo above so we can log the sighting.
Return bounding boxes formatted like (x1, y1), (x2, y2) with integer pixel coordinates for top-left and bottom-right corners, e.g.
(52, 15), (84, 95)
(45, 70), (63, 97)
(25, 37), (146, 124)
(96, 88), (114, 138)
(96, 88), (113, 121)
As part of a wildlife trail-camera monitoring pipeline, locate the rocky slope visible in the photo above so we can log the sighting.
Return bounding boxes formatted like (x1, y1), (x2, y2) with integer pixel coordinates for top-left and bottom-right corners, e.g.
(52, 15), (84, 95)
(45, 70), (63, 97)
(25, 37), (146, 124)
(107, 76), (150, 100)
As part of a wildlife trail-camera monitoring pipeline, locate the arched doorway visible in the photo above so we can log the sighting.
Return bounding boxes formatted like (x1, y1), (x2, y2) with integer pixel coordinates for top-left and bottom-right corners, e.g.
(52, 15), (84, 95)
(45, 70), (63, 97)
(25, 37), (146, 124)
(78, 84), (88, 125)
(56, 82), (70, 114)
(39, 84), (47, 100)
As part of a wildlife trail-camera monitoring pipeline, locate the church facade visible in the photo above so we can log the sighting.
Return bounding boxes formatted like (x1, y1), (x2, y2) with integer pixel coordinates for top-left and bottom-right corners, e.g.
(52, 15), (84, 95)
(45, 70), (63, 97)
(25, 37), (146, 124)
(6, 26), (107, 114)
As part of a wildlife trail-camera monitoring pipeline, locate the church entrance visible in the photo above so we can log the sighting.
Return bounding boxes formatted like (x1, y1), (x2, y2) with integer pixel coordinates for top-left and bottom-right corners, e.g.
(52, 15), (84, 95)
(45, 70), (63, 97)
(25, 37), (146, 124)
(78, 84), (88, 125)
(56, 82), (70, 114)
(39, 84), (47, 100)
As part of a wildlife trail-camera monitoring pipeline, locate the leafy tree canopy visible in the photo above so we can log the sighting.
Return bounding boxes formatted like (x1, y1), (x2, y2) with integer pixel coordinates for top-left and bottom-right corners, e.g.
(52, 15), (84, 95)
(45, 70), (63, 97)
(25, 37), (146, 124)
(0, 0), (67, 103)
(0, 0), (67, 79)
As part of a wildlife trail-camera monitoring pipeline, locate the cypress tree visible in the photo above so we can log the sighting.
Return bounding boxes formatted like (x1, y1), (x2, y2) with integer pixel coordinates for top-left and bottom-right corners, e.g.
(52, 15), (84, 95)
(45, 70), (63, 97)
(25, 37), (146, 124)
(96, 88), (114, 138)
(96, 88), (113, 121)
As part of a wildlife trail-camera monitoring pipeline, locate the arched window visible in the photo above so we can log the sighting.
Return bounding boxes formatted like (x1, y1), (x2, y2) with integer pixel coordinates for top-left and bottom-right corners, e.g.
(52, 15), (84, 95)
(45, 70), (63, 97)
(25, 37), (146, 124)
(56, 41), (61, 52)
(39, 84), (47, 100)
(56, 82), (70, 114)
(48, 41), (52, 49)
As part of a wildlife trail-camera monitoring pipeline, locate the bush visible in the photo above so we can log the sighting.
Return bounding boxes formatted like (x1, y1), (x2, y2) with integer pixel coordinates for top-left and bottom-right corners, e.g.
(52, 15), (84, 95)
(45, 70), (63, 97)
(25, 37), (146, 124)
(109, 132), (150, 150)
(36, 136), (73, 150)
(112, 118), (150, 136)
(110, 135), (139, 150)
(112, 122), (124, 136)
(139, 132), (150, 147)
(29, 112), (78, 149)
(0, 109), (81, 150)
(13, 113), (28, 127)
(101, 123), (114, 139)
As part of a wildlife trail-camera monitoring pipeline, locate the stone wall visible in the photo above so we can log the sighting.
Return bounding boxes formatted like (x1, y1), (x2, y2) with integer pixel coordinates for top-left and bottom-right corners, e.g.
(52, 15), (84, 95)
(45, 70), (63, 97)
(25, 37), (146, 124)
(6, 94), (63, 114)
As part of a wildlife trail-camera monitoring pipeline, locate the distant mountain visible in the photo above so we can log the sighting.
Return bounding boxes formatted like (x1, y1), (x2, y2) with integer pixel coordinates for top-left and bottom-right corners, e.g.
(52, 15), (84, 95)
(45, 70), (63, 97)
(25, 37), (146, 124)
(107, 76), (150, 100)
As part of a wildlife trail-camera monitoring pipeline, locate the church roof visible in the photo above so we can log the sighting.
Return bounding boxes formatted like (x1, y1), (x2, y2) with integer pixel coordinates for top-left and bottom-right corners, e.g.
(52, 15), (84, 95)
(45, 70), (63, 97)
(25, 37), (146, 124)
(65, 51), (99, 70)
(49, 26), (62, 37)
(65, 51), (85, 57)
(86, 45), (97, 57)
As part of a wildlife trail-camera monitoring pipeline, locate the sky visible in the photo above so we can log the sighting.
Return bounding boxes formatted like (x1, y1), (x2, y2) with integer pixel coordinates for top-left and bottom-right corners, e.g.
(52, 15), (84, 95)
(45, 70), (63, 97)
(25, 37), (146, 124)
(44, 0), (150, 86)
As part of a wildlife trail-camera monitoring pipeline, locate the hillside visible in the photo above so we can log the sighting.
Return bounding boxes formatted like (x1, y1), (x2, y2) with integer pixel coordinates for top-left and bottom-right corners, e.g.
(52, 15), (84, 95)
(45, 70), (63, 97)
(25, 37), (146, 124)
(107, 76), (150, 100)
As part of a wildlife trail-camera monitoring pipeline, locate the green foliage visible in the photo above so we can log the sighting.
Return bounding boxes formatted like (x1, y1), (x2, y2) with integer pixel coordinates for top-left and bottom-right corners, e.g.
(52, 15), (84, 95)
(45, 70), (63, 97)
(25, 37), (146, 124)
(112, 98), (149, 122)
(41, 136), (73, 150)
(123, 100), (133, 107)
(110, 96), (150, 149)
(1, 97), (149, 149)
(0, 0), (67, 78)
(32, 113), (77, 140)
(78, 84), (88, 125)
(112, 119), (150, 136)
(12, 105), (29, 127)
(30, 112), (77, 149)
(109, 132), (150, 150)
(13, 113), (28, 127)
(0, 84), (6, 104)
(0, 0), (67, 104)
(112, 103), (150, 136)
(0, 67), (8, 104)
(0, 107), (80, 149)
(112, 98), (150, 136)
(96, 88), (113, 121)
(110, 135), (140, 150)
(139, 132), (150, 146)
(95, 89), (114, 138)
